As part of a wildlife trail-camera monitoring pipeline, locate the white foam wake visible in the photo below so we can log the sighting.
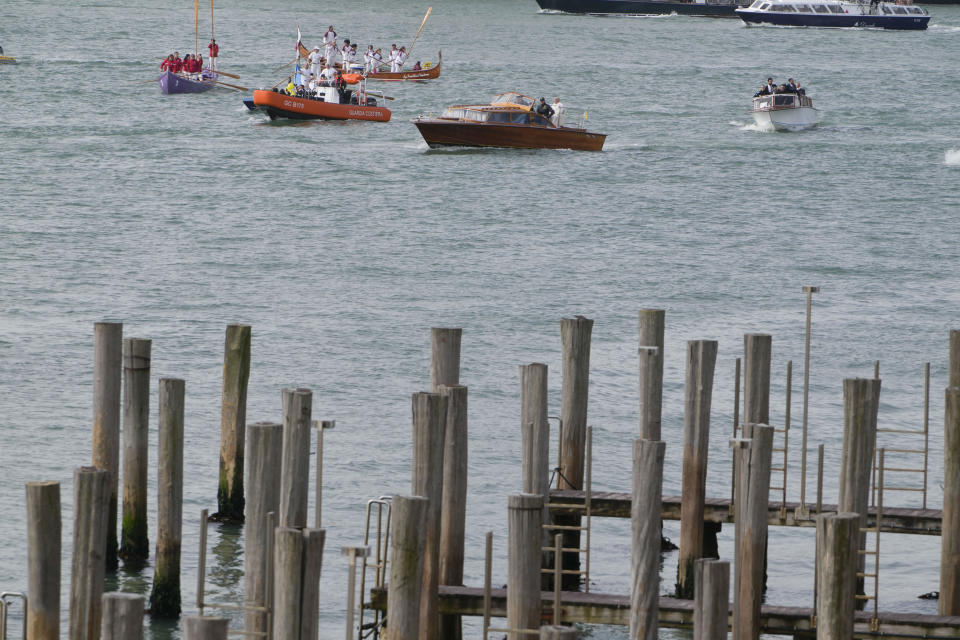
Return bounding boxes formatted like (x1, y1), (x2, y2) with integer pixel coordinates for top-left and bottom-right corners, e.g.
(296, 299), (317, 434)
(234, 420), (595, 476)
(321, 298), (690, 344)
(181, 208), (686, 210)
(945, 149), (960, 165)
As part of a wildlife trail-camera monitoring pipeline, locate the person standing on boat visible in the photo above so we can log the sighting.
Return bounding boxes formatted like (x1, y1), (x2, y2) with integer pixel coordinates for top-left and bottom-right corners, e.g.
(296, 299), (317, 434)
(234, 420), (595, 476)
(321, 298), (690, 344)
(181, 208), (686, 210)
(161, 54), (174, 71)
(323, 26), (337, 67)
(364, 45), (375, 73)
(308, 46), (323, 76)
(339, 39), (352, 67)
(370, 48), (383, 74)
(172, 52), (184, 73)
(387, 44), (399, 72)
(786, 78), (798, 93)
(535, 97), (555, 120)
(207, 38), (219, 70)
(764, 77), (776, 94)
(396, 46), (408, 71)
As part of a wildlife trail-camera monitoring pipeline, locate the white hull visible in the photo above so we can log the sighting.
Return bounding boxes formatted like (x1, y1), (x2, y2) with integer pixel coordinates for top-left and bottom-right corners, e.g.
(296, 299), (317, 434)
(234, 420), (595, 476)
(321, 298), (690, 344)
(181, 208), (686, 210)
(751, 105), (819, 131)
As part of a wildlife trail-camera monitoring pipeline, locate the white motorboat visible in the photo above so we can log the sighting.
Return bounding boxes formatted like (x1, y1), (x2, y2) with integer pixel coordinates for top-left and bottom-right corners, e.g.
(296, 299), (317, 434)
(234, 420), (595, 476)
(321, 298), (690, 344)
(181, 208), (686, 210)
(736, 0), (930, 29)
(751, 92), (820, 131)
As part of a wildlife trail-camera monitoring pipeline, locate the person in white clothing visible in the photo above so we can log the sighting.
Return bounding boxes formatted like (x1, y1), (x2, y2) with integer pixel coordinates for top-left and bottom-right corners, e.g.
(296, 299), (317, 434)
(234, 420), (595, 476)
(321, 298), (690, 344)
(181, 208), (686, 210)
(363, 45), (375, 73)
(308, 47), (323, 76)
(323, 26), (337, 67)
(551, 97), (565, 126)
(395, 46), (408, 71)
(339, 39), (352, 67)
(371, 48), (384, 74)
(387, 44), (399, 72)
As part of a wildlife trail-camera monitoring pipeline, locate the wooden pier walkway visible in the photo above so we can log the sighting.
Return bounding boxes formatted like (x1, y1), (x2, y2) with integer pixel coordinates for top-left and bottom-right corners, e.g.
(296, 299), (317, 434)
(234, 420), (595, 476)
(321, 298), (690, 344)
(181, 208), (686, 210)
(369, 586), (960, 638)
(548, 490), (943, 535)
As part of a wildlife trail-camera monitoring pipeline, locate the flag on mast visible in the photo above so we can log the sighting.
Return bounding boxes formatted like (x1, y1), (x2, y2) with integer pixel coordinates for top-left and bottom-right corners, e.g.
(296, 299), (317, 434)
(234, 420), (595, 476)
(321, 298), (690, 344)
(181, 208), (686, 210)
(296, 24), (302, 54)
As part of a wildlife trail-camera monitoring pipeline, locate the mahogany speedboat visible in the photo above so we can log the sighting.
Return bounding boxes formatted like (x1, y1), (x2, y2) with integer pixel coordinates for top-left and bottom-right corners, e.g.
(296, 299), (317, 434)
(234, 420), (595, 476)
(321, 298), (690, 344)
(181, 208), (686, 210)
(412, 91), (606, 151)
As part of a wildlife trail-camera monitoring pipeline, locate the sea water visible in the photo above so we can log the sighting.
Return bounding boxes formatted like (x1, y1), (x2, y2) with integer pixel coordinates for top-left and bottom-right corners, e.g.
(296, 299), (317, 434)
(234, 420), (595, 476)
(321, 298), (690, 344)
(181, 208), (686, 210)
(2, 0), (960, 636)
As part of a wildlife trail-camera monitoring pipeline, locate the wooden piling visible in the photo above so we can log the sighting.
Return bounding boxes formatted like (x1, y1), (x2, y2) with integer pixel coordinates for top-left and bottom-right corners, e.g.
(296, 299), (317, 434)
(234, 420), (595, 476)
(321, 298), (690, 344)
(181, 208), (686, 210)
(101, 592), (144, 640)
(386, 495), (429, 640)
(733, 424), (773, 640)
(430, 327), (462, 390)
(540, 625), (579, 639)
(838, 378), (881, 599)
(439, 385), (468, 640)
(92, 321), (122, 570)
(120, 338), (151, 565)
(677, 340), (718, 599)
(315, 420), (334, 529)
(183, 616), (229, 640)
(216, 323), (250, 523)
(412, 392), (447, 640)
(273, 527), (304, 640)
(694, 559), (730, 640)
(280, 388), (312, 528)
(637, 309), (665, 440)
(951, 331), (960, 388)
(743, 334), (771, 426)
(631, 439), (666, 640)
(816, 513), (860, 640)
(508, 493), (544, 640)
(299, 528), (326, 640)
(149, 378), (185, 618)
(940, 387), (960, 615)
(559, 316), (592, 589)
(26, 481), (60, 640)
(521, 363), (553, 593)
(244, 421), (282, 635)
(70, 466), (111, 640)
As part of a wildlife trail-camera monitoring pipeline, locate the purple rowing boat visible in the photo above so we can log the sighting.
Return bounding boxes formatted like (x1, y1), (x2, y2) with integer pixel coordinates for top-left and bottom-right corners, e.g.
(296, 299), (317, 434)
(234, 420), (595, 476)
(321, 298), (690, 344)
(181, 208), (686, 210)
(158, 70), (217, 94)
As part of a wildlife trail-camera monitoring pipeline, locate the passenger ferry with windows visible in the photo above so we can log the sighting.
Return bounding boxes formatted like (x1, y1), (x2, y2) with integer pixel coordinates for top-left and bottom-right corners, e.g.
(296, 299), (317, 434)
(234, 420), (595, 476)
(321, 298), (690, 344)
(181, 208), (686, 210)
(736, 0), (930, 28)
(751, 92), (820, 131)
(412, 91), (607, 151)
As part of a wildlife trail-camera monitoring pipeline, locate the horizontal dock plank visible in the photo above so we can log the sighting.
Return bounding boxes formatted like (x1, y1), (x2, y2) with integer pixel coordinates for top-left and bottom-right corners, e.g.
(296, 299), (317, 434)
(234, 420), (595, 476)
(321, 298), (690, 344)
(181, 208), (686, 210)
(548, 490), (943, 535)
(368, 586), (960, 638)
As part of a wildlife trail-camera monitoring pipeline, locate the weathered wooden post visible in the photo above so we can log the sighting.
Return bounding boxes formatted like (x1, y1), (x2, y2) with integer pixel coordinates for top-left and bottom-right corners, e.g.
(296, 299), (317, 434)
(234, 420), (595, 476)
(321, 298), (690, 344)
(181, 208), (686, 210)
(439, 384), (468, 640)
(244, 421), (282, 635)
(120, 338), (151, 565)
(838, 378), (881, 601)
(559, 315), (592, 588)
(92, 321), (122, 570)
(521, 362), (553, 592)
(430, 327), (462, 390)
(150, 378), (185, 617)
(940, 386), (960, 615)
(27, 481), (60, 640)
(637, 309), (665, 440)
(314, 420), (334, 529)
(743, 334), (771, 426)
(632, 439), (666, 640)
(299, 528), (326, 640)
(386, 495), (429, 640)
(508, 493), (544, 640)
(733, 424), (773, 640)
(101, 593), (144, 640)
(280, 388), (312, 528)
(216, 323), (250, 523)
(70, 466), (110, 640)
(183, 616), (229, 640)
(273, 527), (304, 640)
(412, 392), (447, 640)
(694, 559), (730, 640)
(540, 626), (579, 639)
(677, 340), (718, 599)
(816, 513), (859, 640)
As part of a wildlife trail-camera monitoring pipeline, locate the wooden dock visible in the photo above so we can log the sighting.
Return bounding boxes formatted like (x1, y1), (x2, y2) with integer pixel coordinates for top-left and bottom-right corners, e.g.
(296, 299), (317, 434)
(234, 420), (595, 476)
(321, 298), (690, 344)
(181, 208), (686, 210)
(548, 490), (943, 535)
(368, 586), (960, 639)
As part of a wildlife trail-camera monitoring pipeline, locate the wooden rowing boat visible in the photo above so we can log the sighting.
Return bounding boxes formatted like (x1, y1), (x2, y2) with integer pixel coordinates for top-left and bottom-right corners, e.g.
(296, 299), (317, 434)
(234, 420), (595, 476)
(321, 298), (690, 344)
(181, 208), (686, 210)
(252, 88), (390, 121)
(159, 70), (217, 94)
(367, 51), (441, 82)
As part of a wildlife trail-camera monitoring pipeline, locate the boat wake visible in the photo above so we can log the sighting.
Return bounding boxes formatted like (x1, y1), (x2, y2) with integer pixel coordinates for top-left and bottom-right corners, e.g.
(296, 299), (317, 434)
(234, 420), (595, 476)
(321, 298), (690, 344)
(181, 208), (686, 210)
(945, 149), (960, 166)
(731, 120), (773, 133)
(929, 24), (960, 32)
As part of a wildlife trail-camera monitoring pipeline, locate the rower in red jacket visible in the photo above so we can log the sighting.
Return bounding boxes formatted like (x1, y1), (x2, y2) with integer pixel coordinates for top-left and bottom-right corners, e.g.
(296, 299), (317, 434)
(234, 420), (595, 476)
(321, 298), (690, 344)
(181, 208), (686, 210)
(172, 52), (184, 73)
(207, 38), (219, 70)
(160, 54), (174, 71)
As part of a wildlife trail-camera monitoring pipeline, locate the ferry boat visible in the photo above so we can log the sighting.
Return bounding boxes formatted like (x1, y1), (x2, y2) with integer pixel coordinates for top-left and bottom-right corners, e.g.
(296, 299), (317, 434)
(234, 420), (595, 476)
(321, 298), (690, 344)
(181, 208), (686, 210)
(736, 0), (930, 28)
(536, 0), (746, 17)
(412, 91), (606, 151)
(751, 92), (820, 131)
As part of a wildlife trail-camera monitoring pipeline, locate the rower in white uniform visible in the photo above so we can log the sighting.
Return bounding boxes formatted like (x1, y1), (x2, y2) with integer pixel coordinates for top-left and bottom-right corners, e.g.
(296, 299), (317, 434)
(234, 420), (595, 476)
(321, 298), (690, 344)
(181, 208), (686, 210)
(395, 46), (408, 71)
(371, 48), (384, 74)
(387, 45), (399, 72)
(322, 26), (337, 67)
(308, 46), (323, 77)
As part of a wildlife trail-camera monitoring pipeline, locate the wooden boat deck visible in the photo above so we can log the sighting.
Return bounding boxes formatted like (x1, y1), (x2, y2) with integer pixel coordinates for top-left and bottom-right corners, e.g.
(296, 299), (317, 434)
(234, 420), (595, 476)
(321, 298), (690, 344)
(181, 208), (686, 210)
(549, 489), (943, 535)
(368, 586), (960, 637)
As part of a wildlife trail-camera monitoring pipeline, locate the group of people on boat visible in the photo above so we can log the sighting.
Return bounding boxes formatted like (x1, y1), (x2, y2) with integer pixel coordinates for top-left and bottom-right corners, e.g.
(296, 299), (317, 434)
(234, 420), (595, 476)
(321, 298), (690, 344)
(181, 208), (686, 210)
(535, 96), (565, 126)
(306, 26), (425, 75)
(754, 76), (806, 97)
(159, 39), (220, 77)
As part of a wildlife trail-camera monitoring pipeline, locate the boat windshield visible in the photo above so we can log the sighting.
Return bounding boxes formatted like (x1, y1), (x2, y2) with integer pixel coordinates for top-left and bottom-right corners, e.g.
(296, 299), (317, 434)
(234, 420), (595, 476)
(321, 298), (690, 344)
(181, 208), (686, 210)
(441, 107), (489, 122)
(492, 92), (535, 107)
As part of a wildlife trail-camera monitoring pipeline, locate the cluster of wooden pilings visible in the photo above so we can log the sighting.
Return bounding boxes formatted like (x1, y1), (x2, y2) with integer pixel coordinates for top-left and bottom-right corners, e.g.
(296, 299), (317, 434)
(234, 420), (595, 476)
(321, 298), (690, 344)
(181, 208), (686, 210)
(11, 308), (960, 640)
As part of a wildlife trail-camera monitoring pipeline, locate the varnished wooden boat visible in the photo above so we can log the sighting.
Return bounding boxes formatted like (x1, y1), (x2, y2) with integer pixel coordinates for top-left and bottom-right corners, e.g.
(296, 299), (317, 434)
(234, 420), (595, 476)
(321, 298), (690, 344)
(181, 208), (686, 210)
(412, 91), (606, 151)
(367, 51), (441, 82)
(252, 88), (390, 121)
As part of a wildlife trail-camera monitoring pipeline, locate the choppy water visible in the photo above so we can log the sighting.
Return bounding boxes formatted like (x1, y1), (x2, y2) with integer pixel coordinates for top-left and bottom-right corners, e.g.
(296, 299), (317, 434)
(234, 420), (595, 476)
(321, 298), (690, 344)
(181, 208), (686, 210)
(2, 0), (960, 637)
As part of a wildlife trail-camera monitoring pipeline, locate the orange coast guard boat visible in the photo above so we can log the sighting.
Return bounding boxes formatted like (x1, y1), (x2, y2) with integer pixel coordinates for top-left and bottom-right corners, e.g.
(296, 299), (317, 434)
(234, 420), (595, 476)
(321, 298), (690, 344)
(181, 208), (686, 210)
(251, 74), (390, 121)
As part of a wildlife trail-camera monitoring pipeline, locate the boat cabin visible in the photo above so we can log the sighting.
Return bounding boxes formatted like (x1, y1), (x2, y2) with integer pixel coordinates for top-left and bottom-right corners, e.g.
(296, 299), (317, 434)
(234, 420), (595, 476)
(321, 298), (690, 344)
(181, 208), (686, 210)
(745, 0), (926, 13)
(438, 92), (555, 127)
(752, 93), (814, 111)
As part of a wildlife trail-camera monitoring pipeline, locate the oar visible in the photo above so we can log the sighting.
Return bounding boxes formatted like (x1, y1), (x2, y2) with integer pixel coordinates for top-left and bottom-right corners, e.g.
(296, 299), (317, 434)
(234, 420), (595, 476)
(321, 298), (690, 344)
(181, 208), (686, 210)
(271, 74), (293, 89)
(215, 80), (248, 91)
(408, 6), (433, 59)
(211, 69), (240, 79)
(271, 57), (299, 74)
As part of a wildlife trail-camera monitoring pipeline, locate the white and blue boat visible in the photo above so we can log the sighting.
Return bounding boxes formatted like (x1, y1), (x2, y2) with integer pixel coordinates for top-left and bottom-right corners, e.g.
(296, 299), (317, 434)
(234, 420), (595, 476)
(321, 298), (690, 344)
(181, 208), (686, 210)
(736, 0), (930, 29)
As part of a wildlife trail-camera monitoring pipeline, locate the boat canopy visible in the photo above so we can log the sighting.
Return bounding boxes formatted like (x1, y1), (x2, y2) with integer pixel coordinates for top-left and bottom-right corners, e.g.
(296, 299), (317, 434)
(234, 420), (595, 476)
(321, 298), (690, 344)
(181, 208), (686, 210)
(491, 92), (535, 108)
(439, 106), (553, 126)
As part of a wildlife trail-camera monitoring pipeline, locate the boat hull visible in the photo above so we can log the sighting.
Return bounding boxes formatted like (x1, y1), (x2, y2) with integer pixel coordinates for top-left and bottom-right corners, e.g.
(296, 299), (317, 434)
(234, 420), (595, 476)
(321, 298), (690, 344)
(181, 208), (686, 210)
(736, 8), (929, 27)
(252, 89), (391, 121)
(413, 119), (606, 151)
(367, 52), (442, 81)
(536, 0), (743, 17)
(0, 55), (18, 65)
(751, 106), (820, 131)
(158, 70), (216, 94)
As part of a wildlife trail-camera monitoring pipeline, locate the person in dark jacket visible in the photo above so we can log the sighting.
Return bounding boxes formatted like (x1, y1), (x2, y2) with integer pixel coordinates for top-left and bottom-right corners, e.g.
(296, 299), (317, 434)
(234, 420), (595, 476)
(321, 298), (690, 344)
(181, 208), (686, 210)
(535, 97), (554, 119)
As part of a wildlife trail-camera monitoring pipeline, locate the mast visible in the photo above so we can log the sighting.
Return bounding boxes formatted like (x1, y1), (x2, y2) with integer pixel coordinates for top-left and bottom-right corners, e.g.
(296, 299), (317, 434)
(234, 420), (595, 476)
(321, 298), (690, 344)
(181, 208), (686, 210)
(194, 0), (199, 58)
(210, 0), (215, 42)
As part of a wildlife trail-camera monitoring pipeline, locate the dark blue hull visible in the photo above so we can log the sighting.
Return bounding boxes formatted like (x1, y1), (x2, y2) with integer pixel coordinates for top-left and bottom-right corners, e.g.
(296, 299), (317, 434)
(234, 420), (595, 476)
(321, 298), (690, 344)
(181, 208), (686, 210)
(537, 0), (744, 17)
(736, 9), (929, 28)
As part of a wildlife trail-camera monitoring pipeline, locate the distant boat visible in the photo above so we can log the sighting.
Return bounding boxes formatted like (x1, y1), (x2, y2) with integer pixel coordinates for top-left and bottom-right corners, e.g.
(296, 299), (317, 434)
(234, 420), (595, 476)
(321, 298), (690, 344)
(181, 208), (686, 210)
(367, 52), (442, 82)
(412, 91), (607, 151)
(736, 0), (930, 28)
(0, 52), (17, 64)
(159, 70), (217, 94)
(750, 91), (820, 131)
(535, 0), (746, 18)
